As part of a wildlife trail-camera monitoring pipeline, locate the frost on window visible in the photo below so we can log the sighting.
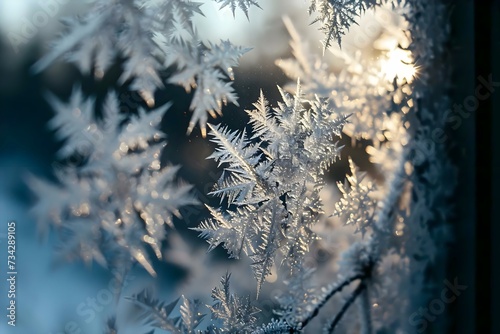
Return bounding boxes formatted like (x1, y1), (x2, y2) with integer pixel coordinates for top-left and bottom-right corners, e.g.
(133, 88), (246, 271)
(25, 0), (458, 333)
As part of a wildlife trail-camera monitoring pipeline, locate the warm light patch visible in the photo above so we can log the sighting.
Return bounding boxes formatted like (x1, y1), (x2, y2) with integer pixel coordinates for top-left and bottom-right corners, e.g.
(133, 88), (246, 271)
(380, 48), (416, 83)
(265, 264), (278, 283)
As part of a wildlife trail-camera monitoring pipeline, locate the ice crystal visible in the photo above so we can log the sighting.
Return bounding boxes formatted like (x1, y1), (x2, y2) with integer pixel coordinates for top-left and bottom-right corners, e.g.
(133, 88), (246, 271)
(130, 273), (259, 333)
(251, 319), (292, 334)
(27, 0), (457, 333)
(208, 273), (260, 332)
(308, 0), (380, 49)
(128, 290), (205, 333)
(193, 81), (349, 295)
(32, 0), (248, 136)
(154, 35), (250, 136)
(276, 16), (412, 142)
(213, 0), (262, 18)
(29, 88), (197, 275)
(333, 158), (377, 236)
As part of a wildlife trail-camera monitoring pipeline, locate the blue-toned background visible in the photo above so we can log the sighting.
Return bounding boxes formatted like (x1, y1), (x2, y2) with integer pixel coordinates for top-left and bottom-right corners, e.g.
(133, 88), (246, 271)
(0, 0), (487, 333)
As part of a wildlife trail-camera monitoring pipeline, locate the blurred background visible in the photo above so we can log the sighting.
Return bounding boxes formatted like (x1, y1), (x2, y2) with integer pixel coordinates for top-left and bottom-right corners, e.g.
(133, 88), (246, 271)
(0, 0), (484, 333)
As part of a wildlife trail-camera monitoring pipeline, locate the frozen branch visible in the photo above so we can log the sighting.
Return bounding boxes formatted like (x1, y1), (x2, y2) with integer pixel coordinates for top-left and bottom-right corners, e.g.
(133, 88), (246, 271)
(324, 281), (367, 334)
(299, 273), (365, 329)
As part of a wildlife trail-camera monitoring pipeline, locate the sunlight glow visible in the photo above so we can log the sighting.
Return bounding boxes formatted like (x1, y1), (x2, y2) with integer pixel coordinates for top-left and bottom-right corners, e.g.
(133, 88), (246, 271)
(380, 48), (416, 83)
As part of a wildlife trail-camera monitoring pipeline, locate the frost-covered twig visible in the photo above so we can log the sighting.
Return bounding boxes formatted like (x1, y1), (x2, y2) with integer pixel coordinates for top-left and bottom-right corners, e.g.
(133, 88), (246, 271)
(299, 273), (365, 329)
(358, 288), (372, 334)
(370, 147), (409, 247)
(251, 319), (293, 334)
(324, 281), (367, 334)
